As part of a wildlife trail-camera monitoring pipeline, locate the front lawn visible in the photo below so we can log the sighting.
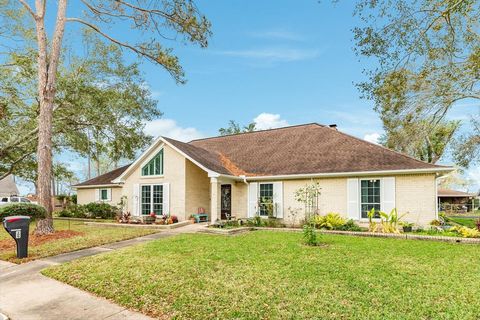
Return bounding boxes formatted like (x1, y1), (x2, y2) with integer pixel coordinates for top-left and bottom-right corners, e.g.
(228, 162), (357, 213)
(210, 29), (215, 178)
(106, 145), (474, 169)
(44, 231), (480, 319)
(0, 219), (158, 263)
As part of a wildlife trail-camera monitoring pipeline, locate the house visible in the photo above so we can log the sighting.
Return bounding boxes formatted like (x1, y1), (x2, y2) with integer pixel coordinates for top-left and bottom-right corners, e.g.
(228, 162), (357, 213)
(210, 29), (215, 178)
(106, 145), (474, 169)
(438, 189), (479, 214)
(0, 175), (19, 197)
(73, 123), (453, 226)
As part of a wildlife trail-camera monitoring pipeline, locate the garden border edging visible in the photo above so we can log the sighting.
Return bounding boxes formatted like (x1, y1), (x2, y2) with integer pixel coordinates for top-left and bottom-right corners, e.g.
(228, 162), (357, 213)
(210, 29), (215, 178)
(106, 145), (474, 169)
(82, 220), (192, 229)
(254, 227), (480, 244)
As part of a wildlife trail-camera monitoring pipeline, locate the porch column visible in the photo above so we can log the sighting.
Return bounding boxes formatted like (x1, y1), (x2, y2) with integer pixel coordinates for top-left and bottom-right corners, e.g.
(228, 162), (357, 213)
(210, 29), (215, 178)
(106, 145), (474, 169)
(210, 177), (219, 223)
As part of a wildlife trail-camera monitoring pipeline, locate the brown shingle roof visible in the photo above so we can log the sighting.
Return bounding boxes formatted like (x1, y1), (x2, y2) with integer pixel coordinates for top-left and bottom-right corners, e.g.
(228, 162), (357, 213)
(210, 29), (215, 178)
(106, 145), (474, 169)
(187, 123), (447, 176)
(76, 123), (451, 186)
(73, 164), (131, 187)
(163, 138), (231, 175)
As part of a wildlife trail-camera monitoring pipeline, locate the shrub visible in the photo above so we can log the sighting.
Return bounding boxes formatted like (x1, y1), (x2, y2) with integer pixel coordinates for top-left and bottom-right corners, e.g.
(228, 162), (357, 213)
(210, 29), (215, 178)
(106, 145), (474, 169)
(57, 209), (73, 217)
(476, 219), (480, 232)
(321, 213), (347, 230)
(303, 224), (319, 246)
(337, 219), (362, 231)
(430, 219), (441, 226)
(265, 217), (284, 228)
(449, 226), (480, 238)
(84, 202), (118, 219)
(246, 216), (265, 227)
(0, 203), (46, 221)
(309, 213), (347, 230)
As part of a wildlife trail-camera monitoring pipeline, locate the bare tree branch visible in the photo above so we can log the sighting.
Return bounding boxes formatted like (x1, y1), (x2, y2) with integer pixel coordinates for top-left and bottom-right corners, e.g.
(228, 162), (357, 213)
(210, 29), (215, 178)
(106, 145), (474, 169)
(17, 0), (36, 19)
(65, 17), (183, 82)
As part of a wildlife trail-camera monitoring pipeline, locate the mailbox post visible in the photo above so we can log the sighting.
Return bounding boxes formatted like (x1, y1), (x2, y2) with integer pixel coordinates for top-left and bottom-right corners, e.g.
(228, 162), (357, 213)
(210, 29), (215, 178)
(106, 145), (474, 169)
(3, 216), (31, 258)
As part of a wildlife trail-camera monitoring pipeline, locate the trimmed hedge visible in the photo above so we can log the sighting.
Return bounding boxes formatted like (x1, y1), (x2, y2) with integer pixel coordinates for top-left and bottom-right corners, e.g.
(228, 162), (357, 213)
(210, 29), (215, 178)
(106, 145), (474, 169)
(57, 203), (118, 219)
(0, 203), (46, 221)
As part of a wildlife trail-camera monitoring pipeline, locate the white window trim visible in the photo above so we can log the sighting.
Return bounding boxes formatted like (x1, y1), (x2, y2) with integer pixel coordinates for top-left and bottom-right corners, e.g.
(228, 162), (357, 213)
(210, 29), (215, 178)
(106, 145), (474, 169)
(359, 178), (381, 222)
(258, 182), (274, 218)
(140, 174), (165, 179)
(140, 184), (163, 216)
(140, 148), (164, 177)
(99, 188), (110, 202)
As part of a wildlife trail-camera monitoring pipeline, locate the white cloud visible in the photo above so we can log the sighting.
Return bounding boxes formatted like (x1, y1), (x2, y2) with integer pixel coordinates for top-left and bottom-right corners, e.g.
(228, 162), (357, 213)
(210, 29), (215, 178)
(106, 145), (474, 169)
(217, 48), (319, 62)
(364, 132), (381, 144)
(253, 113), (289, 130)
(144, 119), (205, 142)
(250, 29), (305, 41)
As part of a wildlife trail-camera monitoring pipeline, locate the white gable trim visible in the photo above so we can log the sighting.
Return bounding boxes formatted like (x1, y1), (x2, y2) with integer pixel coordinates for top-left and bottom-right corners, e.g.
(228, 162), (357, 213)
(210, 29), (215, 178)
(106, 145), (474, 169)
(112, 137), (221, 183)
(139, 143), (165, 169)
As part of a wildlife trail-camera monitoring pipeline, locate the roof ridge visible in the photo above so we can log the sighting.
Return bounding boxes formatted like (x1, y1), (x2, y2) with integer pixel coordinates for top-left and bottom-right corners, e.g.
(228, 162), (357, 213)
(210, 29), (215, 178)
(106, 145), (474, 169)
(188, 123), (324, 143)
(324, 126), (450, 168)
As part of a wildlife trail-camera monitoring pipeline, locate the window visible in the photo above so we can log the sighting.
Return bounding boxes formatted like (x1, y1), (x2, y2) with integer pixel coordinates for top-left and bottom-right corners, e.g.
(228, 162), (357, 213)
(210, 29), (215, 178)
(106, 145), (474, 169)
(100, 189), (109, 201)
(10, 197), (19, 202)
(1, 198), (7, 202)
(141, 184), (163, 215)
(258, 183), (273, 217)
(361, 179), (380, 218)
(142, 149), (164, 176)
(20, 198), (30, 203)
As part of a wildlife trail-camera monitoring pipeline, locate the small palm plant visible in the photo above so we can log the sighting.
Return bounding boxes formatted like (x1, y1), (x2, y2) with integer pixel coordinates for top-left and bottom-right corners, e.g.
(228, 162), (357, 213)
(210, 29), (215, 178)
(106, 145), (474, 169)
(379, 208), (406, 233)
(367, 208), (378, 232)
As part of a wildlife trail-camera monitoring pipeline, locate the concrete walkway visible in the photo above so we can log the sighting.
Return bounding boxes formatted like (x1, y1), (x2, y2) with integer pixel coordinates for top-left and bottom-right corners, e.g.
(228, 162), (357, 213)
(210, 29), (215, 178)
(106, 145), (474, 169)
(0, 223), (205, 320)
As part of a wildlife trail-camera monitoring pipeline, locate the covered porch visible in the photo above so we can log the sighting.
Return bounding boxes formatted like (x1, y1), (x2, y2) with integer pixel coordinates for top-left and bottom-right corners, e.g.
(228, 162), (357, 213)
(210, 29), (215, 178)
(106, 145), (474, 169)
(185, 160), (247, 223)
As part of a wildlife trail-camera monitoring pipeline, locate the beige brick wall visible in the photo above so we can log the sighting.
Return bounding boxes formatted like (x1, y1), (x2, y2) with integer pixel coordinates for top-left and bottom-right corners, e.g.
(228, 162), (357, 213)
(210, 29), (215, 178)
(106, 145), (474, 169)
(122, 143), (187, 220)
(395, 174), (437, 226)
(76, 187), (123, 206)
(252, 173), (437, 227)
(232, 182), (248, 219)
(282, 178), (348, 225)
(185, 159), (210, 216)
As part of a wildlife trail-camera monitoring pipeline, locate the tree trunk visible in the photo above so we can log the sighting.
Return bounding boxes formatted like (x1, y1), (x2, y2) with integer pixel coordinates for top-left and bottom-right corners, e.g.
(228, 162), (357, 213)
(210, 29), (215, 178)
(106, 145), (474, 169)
(35, 218), (55, 235)
(34, 0), (68, 235)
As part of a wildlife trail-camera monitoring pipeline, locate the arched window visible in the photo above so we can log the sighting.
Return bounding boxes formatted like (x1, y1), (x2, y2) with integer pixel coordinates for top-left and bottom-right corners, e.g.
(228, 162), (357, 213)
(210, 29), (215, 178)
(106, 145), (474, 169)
(142, 149), (164, 176)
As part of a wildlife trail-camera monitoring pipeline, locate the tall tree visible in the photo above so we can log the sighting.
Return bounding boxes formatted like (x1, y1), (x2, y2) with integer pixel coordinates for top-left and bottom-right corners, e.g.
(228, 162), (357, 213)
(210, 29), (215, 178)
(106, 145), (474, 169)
(1, 37), (160, 180)
(0, 1), (211, 234)
(353, 0), (480, 167)
(380, 118), (460, 163)
(219, 120), (256, 136)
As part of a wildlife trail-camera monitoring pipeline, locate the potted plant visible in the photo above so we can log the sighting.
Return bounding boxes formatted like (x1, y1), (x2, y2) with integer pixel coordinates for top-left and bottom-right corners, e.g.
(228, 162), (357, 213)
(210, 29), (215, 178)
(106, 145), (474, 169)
(401, 221), (414, 233)
(189, 214), (196, 223)
(144, 212), (156, 224)
(171, 215), (178, 223)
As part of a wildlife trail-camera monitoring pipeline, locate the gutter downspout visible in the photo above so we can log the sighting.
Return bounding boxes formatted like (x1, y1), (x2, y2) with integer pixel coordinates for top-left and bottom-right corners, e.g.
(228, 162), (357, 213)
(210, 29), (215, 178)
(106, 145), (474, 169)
(239, 175), (248, 185)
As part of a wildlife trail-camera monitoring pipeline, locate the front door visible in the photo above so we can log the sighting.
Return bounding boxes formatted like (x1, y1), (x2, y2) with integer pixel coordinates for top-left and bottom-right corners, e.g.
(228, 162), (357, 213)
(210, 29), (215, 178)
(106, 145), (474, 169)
(220, 184), (232, 220)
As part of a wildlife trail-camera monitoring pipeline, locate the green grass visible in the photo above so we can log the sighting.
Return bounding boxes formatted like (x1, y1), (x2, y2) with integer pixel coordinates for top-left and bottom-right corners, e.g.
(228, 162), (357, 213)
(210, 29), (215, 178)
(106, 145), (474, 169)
(43, 231), (480, 319)
(447, 216), (478, 229)
(0, 219), (158, 263)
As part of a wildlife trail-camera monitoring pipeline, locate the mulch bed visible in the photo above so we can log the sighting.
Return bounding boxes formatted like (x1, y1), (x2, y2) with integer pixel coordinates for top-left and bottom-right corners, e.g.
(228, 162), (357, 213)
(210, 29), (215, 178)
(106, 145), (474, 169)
(0, 230), (84, 250)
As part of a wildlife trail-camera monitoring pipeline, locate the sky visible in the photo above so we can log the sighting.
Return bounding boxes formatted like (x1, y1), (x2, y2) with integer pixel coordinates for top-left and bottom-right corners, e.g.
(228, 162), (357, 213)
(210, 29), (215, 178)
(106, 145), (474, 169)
(16, 0), (480, 194)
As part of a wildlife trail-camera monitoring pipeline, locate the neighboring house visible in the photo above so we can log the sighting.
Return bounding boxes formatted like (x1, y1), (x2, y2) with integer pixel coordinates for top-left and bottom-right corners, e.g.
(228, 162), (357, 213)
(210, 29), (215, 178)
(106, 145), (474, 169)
(438, 189), (479, 214)
(73, 123), (453, 226)
(0, 175), (19, 197)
